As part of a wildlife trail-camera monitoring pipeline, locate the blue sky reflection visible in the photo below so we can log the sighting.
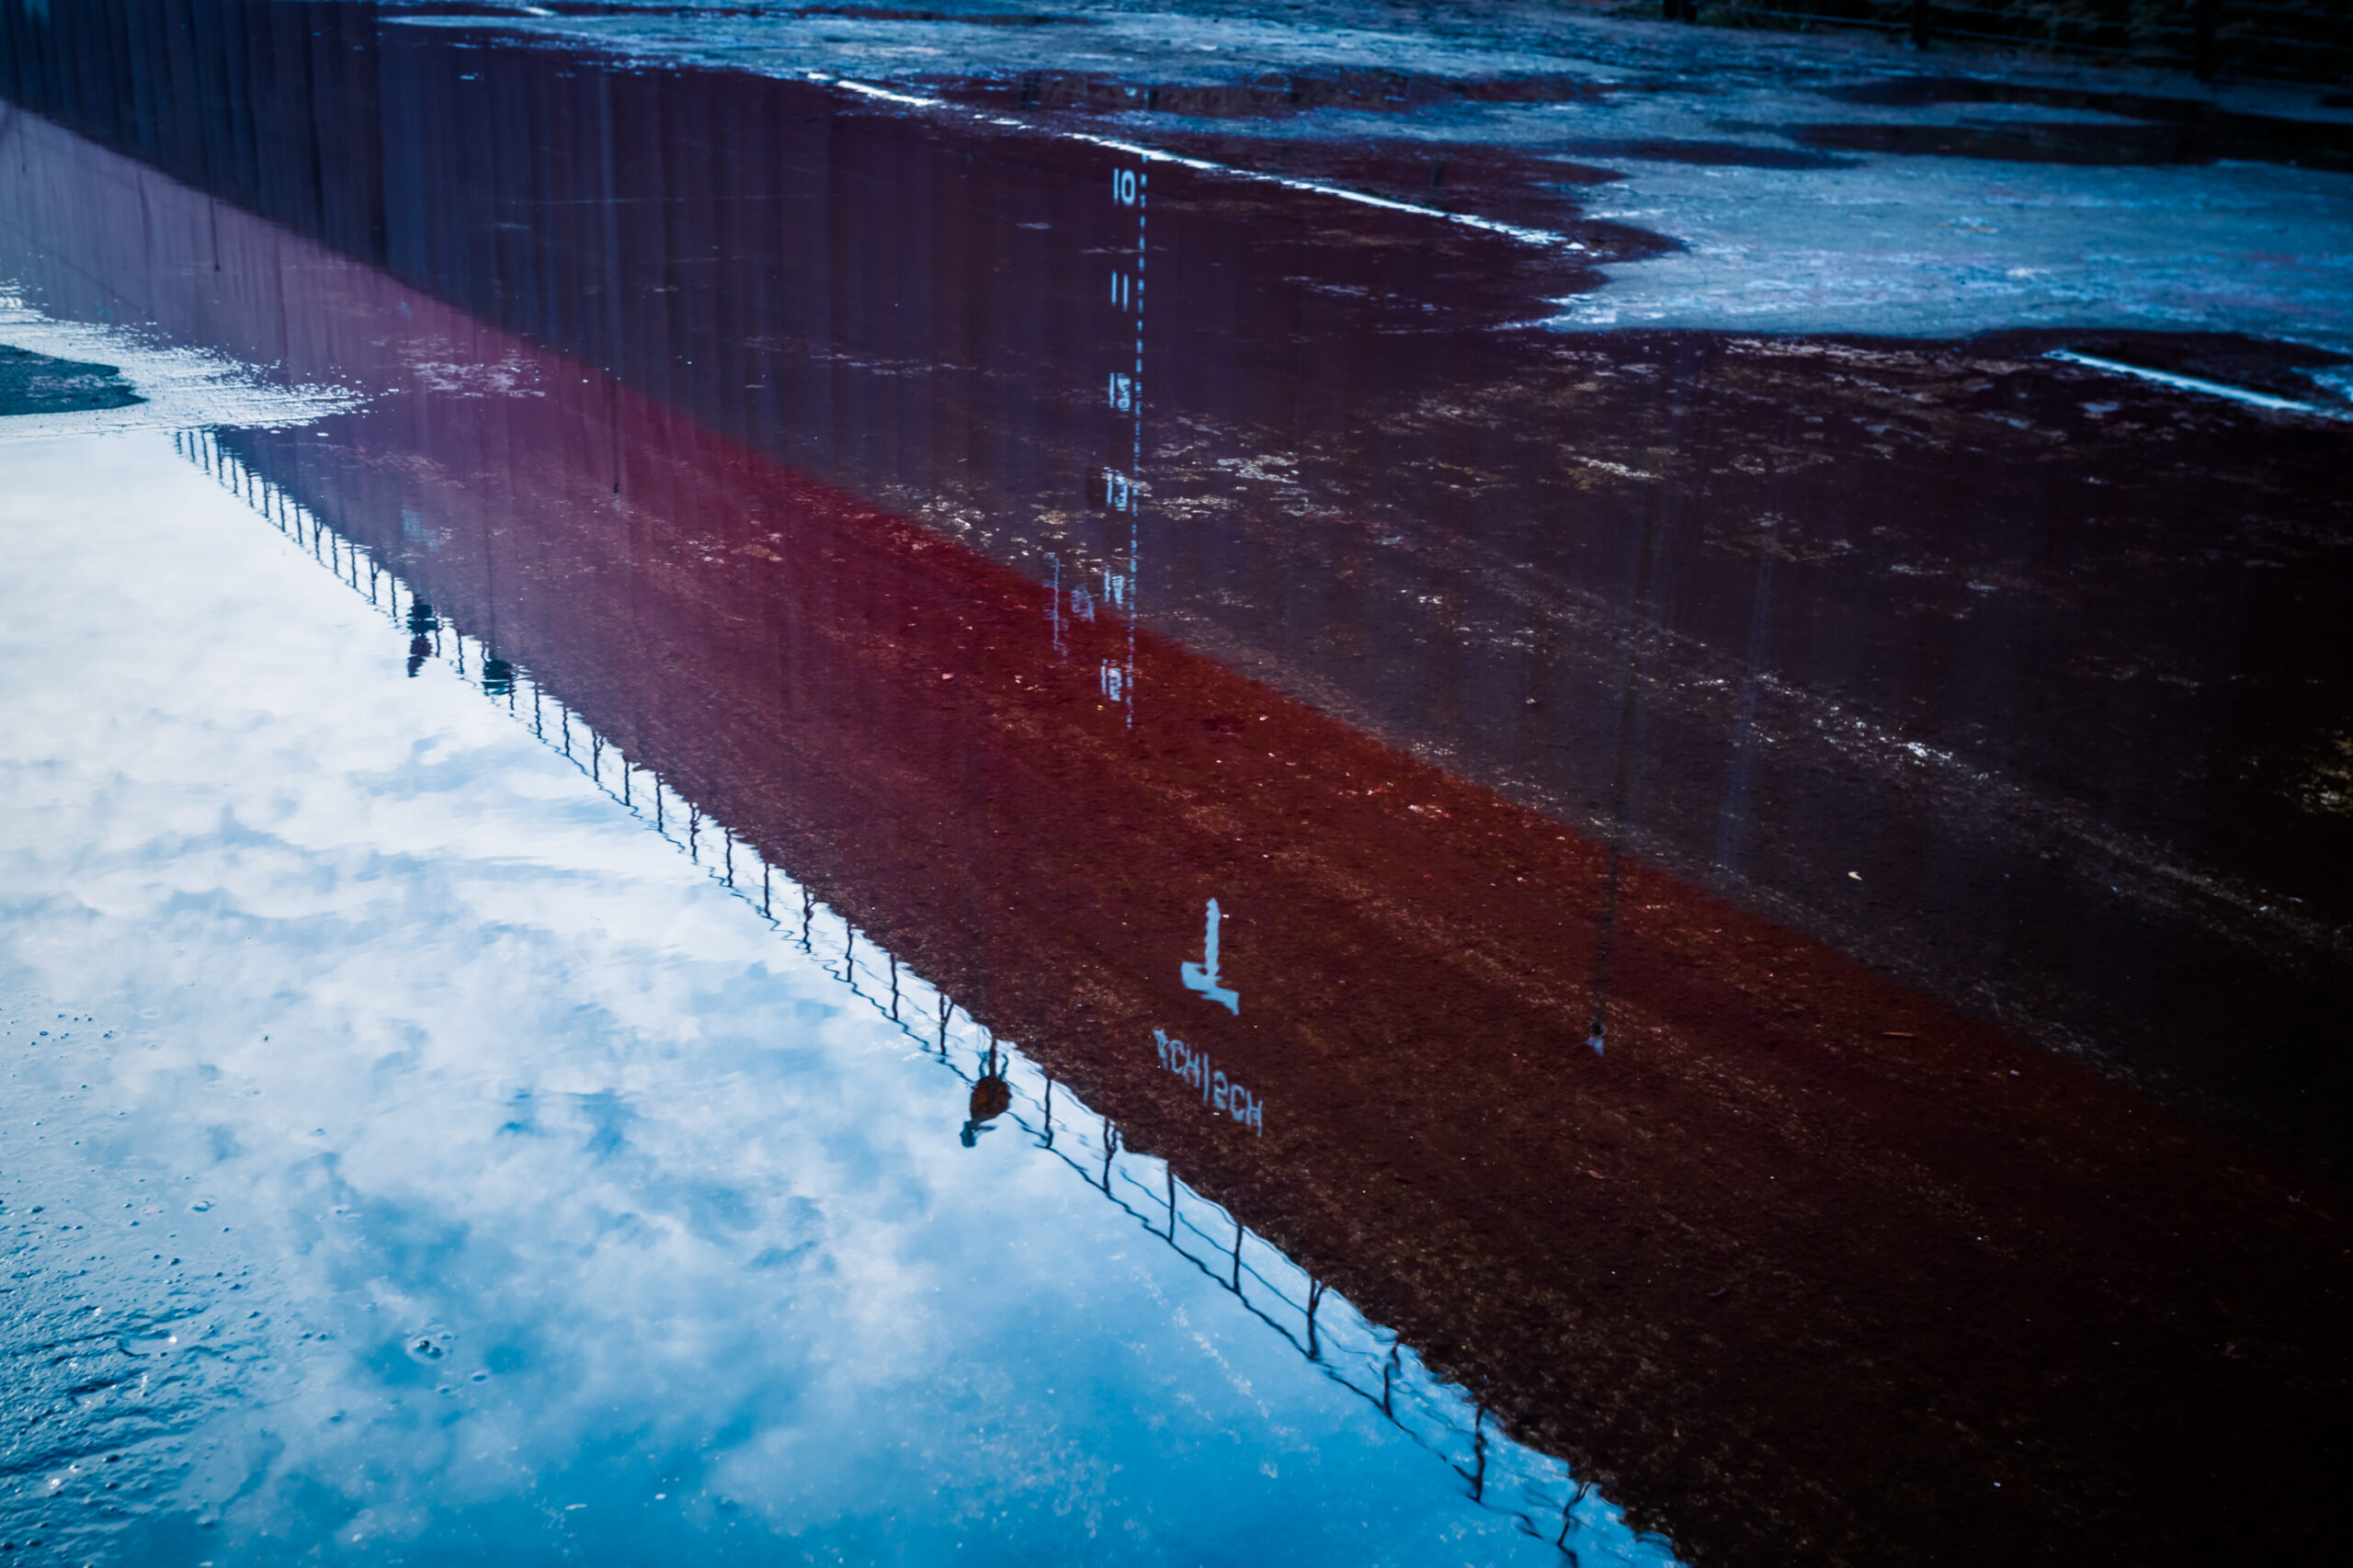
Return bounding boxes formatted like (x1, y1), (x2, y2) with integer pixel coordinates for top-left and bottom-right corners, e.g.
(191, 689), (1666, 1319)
(0, 425), (1663, 1566)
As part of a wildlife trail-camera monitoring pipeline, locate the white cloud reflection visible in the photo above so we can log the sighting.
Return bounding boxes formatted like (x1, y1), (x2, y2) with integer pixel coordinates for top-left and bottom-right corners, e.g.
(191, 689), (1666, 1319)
(0, 427), (1673, 1565)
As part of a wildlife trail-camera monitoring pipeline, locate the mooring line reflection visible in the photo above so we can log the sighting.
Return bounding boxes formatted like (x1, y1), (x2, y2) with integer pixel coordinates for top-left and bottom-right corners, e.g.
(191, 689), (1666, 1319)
(171, 422), (1682, 1568)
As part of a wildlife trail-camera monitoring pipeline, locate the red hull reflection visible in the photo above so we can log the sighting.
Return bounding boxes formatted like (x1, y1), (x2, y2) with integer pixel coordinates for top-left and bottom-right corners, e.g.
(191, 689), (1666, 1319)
(2, 102), (2342, 1568)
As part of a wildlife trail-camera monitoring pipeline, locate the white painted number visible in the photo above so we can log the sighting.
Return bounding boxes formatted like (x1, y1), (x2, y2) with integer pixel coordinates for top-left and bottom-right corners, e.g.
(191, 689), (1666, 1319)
(1153, 1028), (1265, 1134)
(1180, 899), (1241, 1015)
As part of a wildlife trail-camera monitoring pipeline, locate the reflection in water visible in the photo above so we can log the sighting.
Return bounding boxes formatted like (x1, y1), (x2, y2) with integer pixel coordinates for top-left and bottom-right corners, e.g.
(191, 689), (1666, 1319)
(1180, 899), (1241, 1017)
(168, 421), (1675, 1562)
(2, 422), (1631, 1567)
(2, 6), (2349, 1567)
(9, 3), (2343, 1134)
(404, 599), (437, 678)
(961, 1062), (1012, 1145)
(5, 0), (2337, 1161)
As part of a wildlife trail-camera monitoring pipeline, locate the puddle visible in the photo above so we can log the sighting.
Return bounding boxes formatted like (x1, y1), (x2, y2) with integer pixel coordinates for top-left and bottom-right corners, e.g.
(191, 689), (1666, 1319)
(1825, 74), (2353, 165)
(1, 5), (2349, 1568)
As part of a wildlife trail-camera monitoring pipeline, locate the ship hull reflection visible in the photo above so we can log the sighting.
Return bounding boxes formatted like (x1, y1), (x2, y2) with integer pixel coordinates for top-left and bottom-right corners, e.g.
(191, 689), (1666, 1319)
(200, 272), (2345, 1568)
(0, 26), (2347, 1568)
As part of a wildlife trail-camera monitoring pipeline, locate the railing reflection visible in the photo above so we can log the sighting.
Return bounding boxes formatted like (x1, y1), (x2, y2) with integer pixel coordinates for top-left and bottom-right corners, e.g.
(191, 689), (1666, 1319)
(173, 422), (1682, 1568)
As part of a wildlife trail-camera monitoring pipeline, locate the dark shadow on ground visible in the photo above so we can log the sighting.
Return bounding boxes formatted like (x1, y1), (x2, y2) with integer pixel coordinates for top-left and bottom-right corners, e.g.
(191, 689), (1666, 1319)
(0, 345), (142, 417)
(1817, 75), (2353, 169)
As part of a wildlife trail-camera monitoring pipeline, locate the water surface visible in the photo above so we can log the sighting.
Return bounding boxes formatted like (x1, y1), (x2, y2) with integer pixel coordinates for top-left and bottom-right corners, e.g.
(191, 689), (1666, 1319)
(2, 6), (2348, 1567)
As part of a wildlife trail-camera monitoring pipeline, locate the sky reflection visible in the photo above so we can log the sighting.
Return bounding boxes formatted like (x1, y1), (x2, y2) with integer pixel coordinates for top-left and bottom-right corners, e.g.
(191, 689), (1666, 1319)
(0, 426), (1663, 1564)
